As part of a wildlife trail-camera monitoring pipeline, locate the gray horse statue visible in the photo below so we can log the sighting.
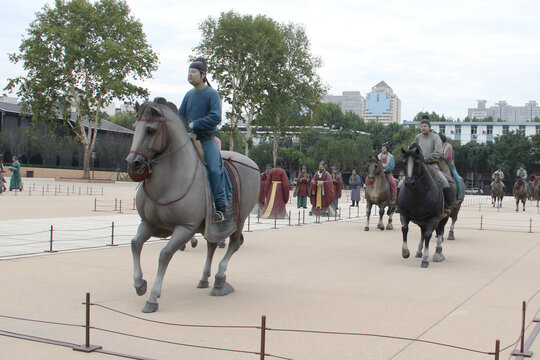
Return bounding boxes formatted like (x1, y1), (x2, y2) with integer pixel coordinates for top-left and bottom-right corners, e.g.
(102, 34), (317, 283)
(125, 98), (259, 312)
(491, 174), (504, 208)
(397, 143), (459, 268)
(514, 176), (527, 212)
(364, 156), (396, 231)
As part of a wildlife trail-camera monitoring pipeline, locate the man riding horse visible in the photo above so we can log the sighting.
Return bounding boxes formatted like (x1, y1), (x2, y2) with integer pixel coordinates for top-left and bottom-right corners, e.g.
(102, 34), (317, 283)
(413, 115), (454, 214)
(178, 57), (232, 223)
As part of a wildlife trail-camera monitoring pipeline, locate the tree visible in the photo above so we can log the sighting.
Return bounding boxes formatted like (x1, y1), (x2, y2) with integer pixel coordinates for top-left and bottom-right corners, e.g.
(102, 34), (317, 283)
(487, 131), (533, 177)
(257, 22), (327, 165)
(195, 11), (285, 154)
(5, 0), (158, 178)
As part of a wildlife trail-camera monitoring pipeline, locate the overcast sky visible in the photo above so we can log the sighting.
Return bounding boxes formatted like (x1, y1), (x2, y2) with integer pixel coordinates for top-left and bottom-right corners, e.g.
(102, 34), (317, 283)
(2, 0), (539, 121)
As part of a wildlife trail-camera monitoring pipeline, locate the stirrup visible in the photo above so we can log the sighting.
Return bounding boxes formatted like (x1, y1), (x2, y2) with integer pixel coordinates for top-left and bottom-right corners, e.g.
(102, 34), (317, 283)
(213, 209), (226, 223)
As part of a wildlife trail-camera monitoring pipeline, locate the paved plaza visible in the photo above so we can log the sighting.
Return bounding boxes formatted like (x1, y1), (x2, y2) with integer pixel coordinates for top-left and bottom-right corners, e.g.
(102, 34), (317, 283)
(1, 177), (540, 359)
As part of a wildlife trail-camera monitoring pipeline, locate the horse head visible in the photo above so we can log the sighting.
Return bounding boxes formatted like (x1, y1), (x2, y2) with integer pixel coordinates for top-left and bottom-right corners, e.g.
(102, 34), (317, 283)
(401, 143), (425, 189)
(366, 156), (383, 182)
(126, 97), (180, 182)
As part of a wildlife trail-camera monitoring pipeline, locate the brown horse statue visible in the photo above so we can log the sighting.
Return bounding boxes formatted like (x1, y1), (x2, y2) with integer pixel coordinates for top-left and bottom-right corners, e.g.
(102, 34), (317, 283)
(528, 175), (538, 201)
(125, 98), (260, 312)
(514, 176), (527, 212)
(491, 174), (504, 208)
(364, 156), (396, 231)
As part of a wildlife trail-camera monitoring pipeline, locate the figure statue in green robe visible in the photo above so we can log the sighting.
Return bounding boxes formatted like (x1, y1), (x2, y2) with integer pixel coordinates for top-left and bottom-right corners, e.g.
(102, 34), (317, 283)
(9, 156), (23, 191)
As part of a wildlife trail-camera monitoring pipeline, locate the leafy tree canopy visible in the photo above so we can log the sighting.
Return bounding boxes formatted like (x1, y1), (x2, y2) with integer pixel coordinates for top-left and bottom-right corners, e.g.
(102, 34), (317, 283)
(5, 0), (158, 178)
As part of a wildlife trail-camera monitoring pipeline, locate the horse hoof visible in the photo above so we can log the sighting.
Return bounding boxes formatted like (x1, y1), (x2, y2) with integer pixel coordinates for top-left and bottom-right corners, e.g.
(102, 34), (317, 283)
(211, 282), (235, 296)
(142, 301), (158, 313)
(415, 251), (422, 258)
(197, 280), (209, 288)
(191, 238), (198, 248)
(421, 261), (429, 268)
(402, 249), (410, 258)
(448, 231), (455, 241)
(378, 225), (384, 231)
(386, 224), (393, 230)
(433, 253), (445, 262)
(364, 226), (369, 231)
(135, 280), (147, 296)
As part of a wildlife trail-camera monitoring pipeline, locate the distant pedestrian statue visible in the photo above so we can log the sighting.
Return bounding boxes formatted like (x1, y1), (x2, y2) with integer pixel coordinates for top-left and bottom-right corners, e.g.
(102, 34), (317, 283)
(9, 156), (23, 191)
(349, 169), (362, 207)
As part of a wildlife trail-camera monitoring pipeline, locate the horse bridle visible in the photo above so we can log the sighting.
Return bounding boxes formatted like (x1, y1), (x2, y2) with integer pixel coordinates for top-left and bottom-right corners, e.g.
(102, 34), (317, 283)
(129, 105), (190, 173)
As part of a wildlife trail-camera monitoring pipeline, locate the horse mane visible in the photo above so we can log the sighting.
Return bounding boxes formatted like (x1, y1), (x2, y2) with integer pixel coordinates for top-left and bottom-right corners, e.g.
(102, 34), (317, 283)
(136, 97), (178, 115)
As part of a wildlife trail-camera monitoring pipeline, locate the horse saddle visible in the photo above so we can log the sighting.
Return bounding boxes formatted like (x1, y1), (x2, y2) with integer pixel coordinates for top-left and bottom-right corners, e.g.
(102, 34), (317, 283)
(190, 137), (240, 243)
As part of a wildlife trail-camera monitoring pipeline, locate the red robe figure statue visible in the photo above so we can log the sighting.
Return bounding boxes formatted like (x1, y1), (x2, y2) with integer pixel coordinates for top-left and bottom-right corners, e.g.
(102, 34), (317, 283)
(261, 159), (290, 219)
(310, 161), (335, 216)
(294, 166), (310, 209)
(331, 167), (343, 210)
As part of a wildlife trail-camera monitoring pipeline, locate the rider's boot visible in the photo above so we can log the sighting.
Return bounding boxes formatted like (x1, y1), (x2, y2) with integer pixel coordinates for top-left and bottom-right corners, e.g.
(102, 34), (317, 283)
(213, 206), (226, 223)
(443, 187), (453, 215)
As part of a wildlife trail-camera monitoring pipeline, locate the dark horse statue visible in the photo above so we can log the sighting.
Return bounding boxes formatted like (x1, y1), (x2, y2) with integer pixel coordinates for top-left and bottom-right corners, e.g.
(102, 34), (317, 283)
(514, 176), (527, 212)
(364, 156), (396, 231)
(491, 174), (504, 208)
(397, 143), (460, 268)
(125, 98), (259, 312)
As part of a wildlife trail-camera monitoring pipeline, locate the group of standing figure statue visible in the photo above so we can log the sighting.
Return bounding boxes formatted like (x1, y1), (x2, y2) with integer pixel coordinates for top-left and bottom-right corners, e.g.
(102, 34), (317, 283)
(123, 56), (537, 312)
(258, 159), (344, 219)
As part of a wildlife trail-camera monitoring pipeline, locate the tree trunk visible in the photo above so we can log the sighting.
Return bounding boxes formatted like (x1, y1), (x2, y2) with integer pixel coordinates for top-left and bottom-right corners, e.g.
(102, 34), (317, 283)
(82, 143), (91, 179)
(272, 115), (280, 167)
(244, 107), (255, 156)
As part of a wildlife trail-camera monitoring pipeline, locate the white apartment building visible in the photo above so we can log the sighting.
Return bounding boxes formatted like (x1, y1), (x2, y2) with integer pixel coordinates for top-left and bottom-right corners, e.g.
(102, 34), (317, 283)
(403, 121), (540, 145)
(468, 100), (540, 122)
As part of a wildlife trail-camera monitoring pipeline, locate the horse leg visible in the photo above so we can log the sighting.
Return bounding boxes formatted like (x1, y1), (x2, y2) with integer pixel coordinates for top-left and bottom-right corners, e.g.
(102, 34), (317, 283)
(377, 206), (385, 230)
(197, 241), (218, 289)
(142, 225), (194, 313)
(416, 228), (424, 259)
(433, 218), (448, 263)
(131, 221), (155, 297)
(364, 202), (372, 231)
(211, 229), (245, 296)
(400, 214), (410, 259)
(386, 205), (394, 230)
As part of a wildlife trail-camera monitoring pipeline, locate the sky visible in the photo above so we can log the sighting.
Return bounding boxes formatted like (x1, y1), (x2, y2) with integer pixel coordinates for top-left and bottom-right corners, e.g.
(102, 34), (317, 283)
(1, 0), (540, 121)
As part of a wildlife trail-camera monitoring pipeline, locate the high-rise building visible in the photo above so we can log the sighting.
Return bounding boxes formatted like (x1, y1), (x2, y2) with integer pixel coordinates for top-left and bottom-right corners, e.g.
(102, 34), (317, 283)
(322, 91), (364, 117)
(363, 81), (401, 124)
(468, 100), (540, 122)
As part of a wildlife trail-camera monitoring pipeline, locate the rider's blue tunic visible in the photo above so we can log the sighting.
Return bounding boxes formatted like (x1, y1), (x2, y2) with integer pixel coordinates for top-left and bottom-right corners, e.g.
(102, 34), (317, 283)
(178, 86), (232, 209)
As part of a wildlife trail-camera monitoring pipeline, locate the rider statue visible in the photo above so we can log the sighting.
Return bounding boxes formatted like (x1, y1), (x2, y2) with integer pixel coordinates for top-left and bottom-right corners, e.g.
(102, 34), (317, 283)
(490, 166), (505, 190)
(178, 57), (232, 222)
(515, 165), (529, 191)
(377, 142), (397, 203)
(439, 133), (463, 199)
(413, 115), (453, 214)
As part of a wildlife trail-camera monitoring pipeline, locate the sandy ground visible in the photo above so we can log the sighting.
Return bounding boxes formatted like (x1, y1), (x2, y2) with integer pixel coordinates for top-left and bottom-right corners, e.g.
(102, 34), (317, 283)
(1, 177), (540, 360)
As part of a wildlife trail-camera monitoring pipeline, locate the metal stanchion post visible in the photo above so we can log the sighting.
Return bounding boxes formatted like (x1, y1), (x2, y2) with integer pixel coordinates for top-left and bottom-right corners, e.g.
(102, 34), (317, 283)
(73, 293), (102, 353)
(260, 315), (266, 360)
